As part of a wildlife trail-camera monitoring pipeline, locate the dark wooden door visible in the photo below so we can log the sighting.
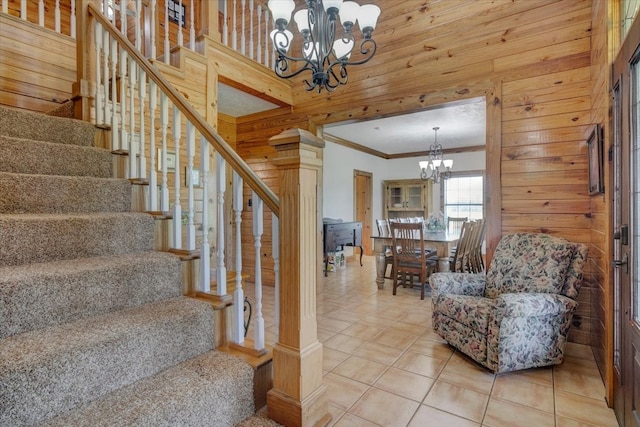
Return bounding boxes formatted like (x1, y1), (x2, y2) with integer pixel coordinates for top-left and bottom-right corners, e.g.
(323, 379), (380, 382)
(354, 170), (373, 255)
(612, 13), (640, 426)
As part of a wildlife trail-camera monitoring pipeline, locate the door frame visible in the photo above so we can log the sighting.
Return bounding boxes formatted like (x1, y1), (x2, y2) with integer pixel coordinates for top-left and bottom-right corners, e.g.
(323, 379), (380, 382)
(353, 169), (373, 256)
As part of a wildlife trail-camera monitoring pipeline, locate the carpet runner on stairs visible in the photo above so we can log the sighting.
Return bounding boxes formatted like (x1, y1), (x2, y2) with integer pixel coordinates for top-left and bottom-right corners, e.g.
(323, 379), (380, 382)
(0, 106), (260, 426)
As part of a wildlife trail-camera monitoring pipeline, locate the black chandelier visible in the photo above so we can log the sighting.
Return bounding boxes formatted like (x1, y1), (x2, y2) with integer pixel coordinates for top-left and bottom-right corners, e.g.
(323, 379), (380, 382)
(267, 0), (381, 93)
(419, 127), (453, 183)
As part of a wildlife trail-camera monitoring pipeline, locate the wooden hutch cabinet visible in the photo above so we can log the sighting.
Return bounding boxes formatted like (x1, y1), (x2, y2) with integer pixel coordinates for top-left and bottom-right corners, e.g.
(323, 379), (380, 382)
(383, 179), (433, 220)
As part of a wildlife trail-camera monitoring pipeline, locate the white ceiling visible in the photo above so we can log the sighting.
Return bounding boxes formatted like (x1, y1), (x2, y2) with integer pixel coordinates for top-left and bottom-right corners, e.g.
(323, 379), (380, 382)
(217, 85), (486, 156)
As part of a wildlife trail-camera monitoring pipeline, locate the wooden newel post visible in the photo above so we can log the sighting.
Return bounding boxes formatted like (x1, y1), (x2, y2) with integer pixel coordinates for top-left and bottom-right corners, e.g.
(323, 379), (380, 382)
(74, 0), (100, 121)
(267, 129), (330, 427)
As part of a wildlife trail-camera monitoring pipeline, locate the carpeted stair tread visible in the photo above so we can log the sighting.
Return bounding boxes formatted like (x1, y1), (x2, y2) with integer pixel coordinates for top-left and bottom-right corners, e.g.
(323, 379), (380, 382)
(40, 350), (255, 427)
(0, 106), (96, 146)
(0, 251), (183, 338)
(0, 135), (112, 177)
(0, 297), (215, 426)
(0, 212), (155, 266)
(0, 172), (131, 214)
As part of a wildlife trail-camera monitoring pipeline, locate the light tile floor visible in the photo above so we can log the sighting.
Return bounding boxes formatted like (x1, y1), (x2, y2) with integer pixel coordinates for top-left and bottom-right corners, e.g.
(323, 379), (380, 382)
(247, 255), (619, 427)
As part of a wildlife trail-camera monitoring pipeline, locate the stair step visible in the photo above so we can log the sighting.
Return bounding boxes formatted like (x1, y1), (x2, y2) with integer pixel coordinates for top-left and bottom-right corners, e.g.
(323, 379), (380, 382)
(0, 212), (155, 267)
(0, 135), (113, 178)
(39, 350), (255, 427)
(0, 251), (183, 338)
(0, 297), (215, 426)
(0, 172), (131, 214)
(0, 106), (96, 147)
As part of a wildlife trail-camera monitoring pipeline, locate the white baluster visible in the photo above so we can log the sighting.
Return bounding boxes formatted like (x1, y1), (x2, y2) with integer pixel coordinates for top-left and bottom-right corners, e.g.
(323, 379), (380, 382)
(216, 152), (227, 295)
(177, 0), (183, 47)
(149, 81), (158, 211)
(128, 58), (137, 178)
(172, 106), (182, 248)
(2, 0), (8, 15)
(70, 0), (76, 38)
(55, 0), (61, 33)
(249, 0), (253, 60)
(186, 121), (196, 250)
(38, 0), (44, 28)
(119, 46), (128, 164)
(121, 0), (127, 40)
(189, 0), (195, 49)
(110, 37), (120, 151)
(232, 171), (244, 343)
(150, 0), (157, 58)
(20, 0), (26, 20)
(264, 9), (269, 67)
(240, 0), (246, 55)
(222, 0), (228, 46)
(164, 0), (170, 63)
(231, 0), (237, 51)
(252, 192), (264, 350)
(160, 94), (169, 212)
(257, 5), (261, 65)
(103, 29), (110, 124)
(200, 136), (211, 292)
(135, 0), (141, 49)
(138, 69), (147, 179)
(95, 22), (104, 125)
(272, 215), (279, 342)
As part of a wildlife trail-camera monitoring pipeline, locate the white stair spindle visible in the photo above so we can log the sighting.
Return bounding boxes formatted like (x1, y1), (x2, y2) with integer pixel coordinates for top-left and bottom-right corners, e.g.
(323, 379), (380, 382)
(138, 69), (147, 179)
(150, 0), (157, 58)
(249, 0), (254, 60)
(3, 1), (8, 15)
(55, 0), (61, 33)
(189, 0), (195, 49)
(252, 192), (264, 350)
(38, 0), (44, 28)
(257, 5), (261, 65)
(177, 0), (183, 46)
(135, 0), (142, 50)
(186, 122), (196, 250)
(103, 29), (110, 125)
(160, 93), (169, 212)
(121, 0), (127, 40)
(20, 0), (26, 20)
(222, 0), (228, 46)
(110, 37), (120, 151)
(164, 0), (170, 63)
(128, 59), (137, 178)
(231, 0), (237, 51)
(232, 171), (244, 343)
(200, 136), (211, 292)
(216, 152), (227, 295)
(71, 0), (76, 38)
(240, 0), (246, 55)
(172, 106), (182, 248)
(119, 46), (128, 171)
(272, 215), (280, 342)
(149, 81), (158, 211)
(95, 22), (104, 125)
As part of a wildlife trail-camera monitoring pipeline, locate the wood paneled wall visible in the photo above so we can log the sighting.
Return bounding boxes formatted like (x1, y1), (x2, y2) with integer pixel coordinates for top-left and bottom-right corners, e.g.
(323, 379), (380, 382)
(235, 0), (596, 342)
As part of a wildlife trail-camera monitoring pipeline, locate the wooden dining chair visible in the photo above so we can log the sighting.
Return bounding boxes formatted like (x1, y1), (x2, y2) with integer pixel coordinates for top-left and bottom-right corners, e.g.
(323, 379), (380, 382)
(390, 222), (437, 300)
(469, 218), (486, 273)
(376, 219), (394, 279)
(447, 216), (468, 234)
(450, 220), (474, 272)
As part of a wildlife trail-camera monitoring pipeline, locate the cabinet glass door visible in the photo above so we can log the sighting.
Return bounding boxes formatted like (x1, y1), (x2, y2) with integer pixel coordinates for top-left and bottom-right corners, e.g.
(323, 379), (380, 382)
(388, 186), (403, 208)
(406, 185), (423, 209)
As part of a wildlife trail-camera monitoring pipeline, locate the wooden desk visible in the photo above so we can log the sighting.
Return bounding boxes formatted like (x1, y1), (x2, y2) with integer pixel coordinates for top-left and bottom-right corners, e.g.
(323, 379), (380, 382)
(372, 231), (459, 289)
(323, 221), (363, 276)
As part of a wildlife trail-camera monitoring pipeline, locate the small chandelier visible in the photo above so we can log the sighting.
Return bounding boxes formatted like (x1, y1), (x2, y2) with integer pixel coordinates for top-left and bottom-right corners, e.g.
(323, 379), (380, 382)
(419, 127), (453, 183)
(267, 0), (381, 93)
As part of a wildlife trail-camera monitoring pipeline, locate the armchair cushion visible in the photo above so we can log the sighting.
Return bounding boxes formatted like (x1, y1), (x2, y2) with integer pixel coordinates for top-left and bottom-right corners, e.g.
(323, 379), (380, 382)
(433, 294), (495, 333)
(430, 272), (486, 297)
(485, 233), (576, 299)
(495, 293), (578, 319)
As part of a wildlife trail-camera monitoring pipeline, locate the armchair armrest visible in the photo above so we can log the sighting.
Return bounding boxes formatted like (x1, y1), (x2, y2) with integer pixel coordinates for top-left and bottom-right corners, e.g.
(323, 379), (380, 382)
(495, 293), (578, 318)
(430, 272), (487, 298)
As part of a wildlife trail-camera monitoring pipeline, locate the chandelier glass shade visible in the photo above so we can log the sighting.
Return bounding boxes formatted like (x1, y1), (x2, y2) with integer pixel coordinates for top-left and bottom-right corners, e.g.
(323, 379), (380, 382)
(419, 127), (453, 183)
(267, 0), (381, 93)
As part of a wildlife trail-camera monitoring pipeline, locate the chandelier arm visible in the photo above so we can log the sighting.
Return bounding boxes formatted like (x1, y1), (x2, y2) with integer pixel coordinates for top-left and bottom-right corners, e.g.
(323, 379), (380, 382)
(336, 38), (377, 67)
(274, 54), (316, 80)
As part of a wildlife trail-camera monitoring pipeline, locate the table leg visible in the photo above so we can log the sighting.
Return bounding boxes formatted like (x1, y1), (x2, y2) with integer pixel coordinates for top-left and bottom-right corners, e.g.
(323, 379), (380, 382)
(438, 257), (450, 273)
(375, 252), (386, 289)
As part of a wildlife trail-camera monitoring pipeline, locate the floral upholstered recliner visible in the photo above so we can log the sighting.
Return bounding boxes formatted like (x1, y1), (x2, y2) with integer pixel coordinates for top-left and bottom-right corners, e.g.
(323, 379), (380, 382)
(430, 233), (588, 373)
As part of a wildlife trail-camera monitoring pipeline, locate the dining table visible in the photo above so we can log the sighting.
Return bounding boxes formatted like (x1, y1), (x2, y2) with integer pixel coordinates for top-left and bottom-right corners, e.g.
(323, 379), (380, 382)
(371, 230), (460, 290)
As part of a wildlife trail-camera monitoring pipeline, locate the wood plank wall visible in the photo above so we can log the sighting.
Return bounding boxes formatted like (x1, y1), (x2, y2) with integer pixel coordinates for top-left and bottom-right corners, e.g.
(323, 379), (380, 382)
(235, 0), (597, 343)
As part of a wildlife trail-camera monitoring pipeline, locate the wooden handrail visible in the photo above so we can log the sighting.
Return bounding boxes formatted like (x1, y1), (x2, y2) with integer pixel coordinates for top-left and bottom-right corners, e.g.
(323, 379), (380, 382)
(87, 2), (279, 215)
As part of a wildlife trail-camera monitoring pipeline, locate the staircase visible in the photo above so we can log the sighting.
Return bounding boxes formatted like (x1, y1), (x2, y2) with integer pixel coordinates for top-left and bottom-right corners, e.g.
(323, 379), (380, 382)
(0, 106), (259, 426)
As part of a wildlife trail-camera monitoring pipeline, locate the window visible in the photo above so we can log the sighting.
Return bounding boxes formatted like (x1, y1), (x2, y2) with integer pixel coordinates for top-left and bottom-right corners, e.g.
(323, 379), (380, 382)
(441, 173), (484, 220)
